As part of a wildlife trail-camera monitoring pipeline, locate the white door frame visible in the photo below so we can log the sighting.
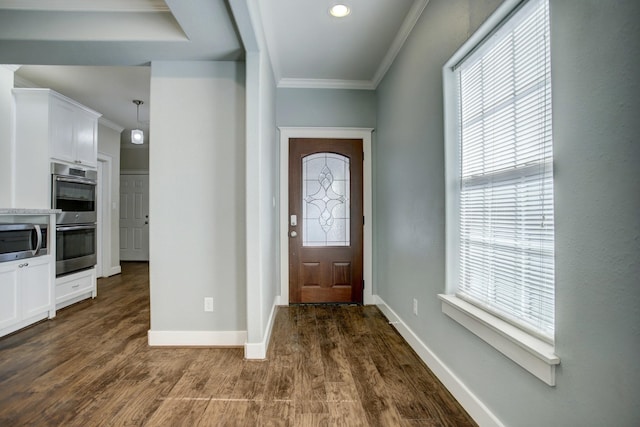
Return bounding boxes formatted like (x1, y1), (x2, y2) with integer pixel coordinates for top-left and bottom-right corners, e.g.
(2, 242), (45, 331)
(279, 127), (374, 305)
(97, 153), (113, 278)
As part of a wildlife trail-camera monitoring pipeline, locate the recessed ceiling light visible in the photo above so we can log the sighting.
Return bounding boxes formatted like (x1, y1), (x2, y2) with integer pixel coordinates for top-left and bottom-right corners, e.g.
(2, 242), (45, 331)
(329, 4), (351, 18)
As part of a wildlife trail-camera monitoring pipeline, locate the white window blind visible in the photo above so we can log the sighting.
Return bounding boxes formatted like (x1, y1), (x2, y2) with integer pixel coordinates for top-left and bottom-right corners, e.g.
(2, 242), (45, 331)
(455, 0), (554, 341)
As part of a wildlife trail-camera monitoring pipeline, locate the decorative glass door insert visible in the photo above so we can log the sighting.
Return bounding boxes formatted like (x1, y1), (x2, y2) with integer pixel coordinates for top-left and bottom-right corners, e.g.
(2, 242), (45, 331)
(289, 138), (363, 304)
(302, 153), (350, 247)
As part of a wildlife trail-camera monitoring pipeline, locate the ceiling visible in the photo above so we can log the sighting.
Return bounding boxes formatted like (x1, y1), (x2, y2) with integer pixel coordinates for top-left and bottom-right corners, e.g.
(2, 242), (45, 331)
(1, 0), (428, 143)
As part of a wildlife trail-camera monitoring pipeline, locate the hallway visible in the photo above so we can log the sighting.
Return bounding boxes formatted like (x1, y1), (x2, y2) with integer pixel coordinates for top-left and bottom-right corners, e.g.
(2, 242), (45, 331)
(0, 262), (474, 426)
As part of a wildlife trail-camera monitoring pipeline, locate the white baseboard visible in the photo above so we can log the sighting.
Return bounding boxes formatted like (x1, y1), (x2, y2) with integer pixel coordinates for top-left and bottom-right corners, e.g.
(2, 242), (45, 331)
(375, 295), (504, 427)
(109, 265), (121, 276)
(244, 295), (279, 360)
(148, 330), (247, 347)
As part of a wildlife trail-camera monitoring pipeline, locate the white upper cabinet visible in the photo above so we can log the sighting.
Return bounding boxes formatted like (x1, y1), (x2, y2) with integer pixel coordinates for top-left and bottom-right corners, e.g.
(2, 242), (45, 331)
(73, 109), (99, 166)
(49, 96), (76, 164)
(47, 92), (100, 168)
(12, 89), (101, 208)
(13, 88), (100, 168)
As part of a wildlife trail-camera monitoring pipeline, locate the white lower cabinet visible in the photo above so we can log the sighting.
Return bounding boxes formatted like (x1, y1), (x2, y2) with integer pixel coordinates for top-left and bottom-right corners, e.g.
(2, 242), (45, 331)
(56, 267), (96, 310)
(0, 256), (54, 337)
(0, 265), (19, 330)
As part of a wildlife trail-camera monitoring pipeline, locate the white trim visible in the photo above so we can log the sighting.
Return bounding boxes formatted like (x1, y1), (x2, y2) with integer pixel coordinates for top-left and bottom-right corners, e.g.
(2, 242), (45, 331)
(375, 296), (505, 427)
(244, 296), (279, 359)
(445, 0), (522, 69)
(97, 153), (114, 279)
(109, 265), (121, 276)
(56, 291), (94, 310)
(98, 117), (124, 133)
(0, 312), (50, 338)
(277, 78), (375, 90)
(148, 330), (247, 347)
(0, 0), (170, 12)
(278, 127), (374, 306)
(439, 295), (559, 386)
(244, 342), (266, 360)
(266, 0), (428, 90)
(13, 74), (39, 89)
(371, 0), (429, 87)
(1, 65), (21, 72)
(96, 160), (104, 278)
(442, 0), (559, 388)
(12, 88), (101, 116)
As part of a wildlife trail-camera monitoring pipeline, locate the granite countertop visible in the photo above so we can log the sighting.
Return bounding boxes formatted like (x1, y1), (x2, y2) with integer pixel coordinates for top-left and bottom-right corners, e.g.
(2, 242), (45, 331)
(0, 208), (61, 215)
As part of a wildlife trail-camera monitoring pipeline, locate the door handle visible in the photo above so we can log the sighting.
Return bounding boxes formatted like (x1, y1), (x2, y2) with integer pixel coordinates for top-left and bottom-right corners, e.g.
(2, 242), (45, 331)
(290, 231), (297, 237)
(31, 224), (42, 256)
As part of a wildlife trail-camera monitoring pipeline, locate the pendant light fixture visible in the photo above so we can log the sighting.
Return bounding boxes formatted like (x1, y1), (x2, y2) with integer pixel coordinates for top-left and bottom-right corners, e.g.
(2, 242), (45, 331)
(131, 100), (144, 145)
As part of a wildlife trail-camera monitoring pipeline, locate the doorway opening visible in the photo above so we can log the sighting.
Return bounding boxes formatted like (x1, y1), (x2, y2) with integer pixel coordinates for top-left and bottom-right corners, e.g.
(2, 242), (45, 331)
(279, 127), (374, 306)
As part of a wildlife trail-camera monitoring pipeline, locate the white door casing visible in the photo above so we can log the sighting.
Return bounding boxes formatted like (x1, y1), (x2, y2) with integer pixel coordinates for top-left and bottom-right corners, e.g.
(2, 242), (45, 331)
(279, 127), (374, 306)
(120, 174), (149, 261)
(97, 153), (114, 277)
(96, 160), (103, 277)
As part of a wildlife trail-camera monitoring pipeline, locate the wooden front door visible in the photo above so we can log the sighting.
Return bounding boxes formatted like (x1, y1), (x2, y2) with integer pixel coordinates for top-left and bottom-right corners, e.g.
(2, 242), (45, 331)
(289, 138), (364, 304)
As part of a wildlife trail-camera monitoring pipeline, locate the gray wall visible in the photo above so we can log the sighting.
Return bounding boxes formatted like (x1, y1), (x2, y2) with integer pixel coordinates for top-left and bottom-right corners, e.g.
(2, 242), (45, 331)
(245, 50), (279, 345)
(374, 0), (640, 426)
(120, 144), (149, 172)
(276, 88), (376, 128)
(148, 61), (246, 333)
(551, 0), (640, 424)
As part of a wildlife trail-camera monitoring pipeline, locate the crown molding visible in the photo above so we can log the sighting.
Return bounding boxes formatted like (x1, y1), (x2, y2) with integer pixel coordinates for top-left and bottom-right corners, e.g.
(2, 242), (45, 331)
(12, 74), (40, 88)
(0, 0), (170, 12)
(1, 65), (21, 72)
(372, 0), (429, 87)
(98, 117), (125, 133)
(277, 77), (375, 91)
(268, 0), (428, 91)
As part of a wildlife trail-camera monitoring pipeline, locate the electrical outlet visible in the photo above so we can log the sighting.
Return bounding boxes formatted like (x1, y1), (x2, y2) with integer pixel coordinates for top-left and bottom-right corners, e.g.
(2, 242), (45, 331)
(413, 298), (418, 316)
(204, 297), (214, 312)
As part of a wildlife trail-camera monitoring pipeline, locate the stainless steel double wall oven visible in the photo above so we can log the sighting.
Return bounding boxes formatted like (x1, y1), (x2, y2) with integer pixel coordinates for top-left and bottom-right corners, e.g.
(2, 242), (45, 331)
(51, 163), (97, 277)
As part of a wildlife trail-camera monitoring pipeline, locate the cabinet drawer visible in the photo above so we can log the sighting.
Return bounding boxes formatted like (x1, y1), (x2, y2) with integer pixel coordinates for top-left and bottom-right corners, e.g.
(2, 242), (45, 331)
(56, 273), (93, 302)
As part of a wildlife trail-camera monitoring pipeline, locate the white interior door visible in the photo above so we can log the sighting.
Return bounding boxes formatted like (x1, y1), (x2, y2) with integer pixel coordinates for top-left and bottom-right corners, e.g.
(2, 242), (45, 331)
(120, 174), (149, 261)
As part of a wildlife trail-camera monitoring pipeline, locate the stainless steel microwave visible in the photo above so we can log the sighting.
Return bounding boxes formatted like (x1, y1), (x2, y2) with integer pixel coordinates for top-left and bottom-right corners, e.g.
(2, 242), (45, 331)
(0, 223), (48, 263)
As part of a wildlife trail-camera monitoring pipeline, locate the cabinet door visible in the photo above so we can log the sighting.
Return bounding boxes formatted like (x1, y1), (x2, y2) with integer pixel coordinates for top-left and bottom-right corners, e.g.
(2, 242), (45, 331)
(0, 263), (20, 330)
(21, 257), (52, 319)
(50, 98), (76, 164)
(74, 110), (98, 168)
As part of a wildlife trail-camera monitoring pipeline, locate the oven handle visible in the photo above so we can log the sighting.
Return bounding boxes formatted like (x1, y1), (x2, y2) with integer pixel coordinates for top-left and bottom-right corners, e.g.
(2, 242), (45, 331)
(31, 224), (42, 256)
(55, 175), (97, 186)
(56, 224), (97, 232)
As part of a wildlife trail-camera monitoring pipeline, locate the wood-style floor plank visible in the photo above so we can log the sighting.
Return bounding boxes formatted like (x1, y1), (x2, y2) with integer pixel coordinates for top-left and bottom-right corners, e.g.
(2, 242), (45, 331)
(0, 262), (476, 426)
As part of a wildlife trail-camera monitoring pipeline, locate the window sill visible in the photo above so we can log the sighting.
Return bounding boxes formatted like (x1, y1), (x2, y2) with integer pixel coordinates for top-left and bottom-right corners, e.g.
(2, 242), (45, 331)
(438, 294), (560, 386)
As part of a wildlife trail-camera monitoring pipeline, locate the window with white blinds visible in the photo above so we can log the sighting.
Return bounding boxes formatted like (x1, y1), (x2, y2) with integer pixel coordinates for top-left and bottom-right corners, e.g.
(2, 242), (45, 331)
(454, 0), (554, 341)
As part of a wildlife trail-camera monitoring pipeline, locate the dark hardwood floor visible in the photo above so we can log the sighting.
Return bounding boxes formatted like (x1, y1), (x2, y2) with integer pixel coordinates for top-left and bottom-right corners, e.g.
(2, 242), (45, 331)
(0, 262), (476, 426)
